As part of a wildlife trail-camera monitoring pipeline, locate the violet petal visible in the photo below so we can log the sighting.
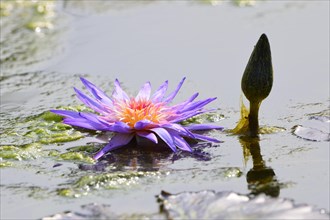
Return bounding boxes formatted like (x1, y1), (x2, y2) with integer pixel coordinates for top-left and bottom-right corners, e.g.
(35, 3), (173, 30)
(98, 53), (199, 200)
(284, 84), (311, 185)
(80, 77), (113, 106)
(136, 131), (158, 143)
(63, 118), (108, 131)
(74, 88), (107, 114)
(185, 124), (224, 131)
(178, 97), (217, 113)
(169, 109), (210, 123)
(171, 92), (199, 110)
(150, 127), (177, 152)
(162, 123), (195, 138)
(93, 133), (134, 160)
(50, 110), (80, 119)
(151, 80), (168, 102)
(110, 121), (133, 133)
(112, 79), (130, 101)
(168, 130), (193, 152)
(193, 133), (221, 143)
(134, 120), (153, 130)
(163, 77), (186, 103)
(135, 81), (151, 101)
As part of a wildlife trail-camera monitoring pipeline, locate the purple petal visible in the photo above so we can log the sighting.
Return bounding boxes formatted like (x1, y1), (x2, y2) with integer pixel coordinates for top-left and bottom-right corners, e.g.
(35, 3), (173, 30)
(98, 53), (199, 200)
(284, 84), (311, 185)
(163, 77), (186, 103)
(74, 88), (107, 114)
(109, 121), (133, 133)
(171, 92), (199, 110)
(112, 79), (130, 101)
(50, 110), (80, 118)
(150, 127), (177, 152)
(134, 120), (154, 130)
(80, 77), (113, 106)
(51, 110), (109, 130)
(193, 133), (221, 143)
(169, 109), (210, 123)
(151, 80), (168, 102)
(63, 117), (108, 131)
(93, 133), (134, 160)
(136, 131), (158, 143)
(185, 124), (224, 131)
(168, 130), (192, 152)
(79, 112), (106, 122)
(97, 117), (132, 133)
(162, 123), (195, 138)
(135, 81), (151, 101)
(178, 97), (217, 113)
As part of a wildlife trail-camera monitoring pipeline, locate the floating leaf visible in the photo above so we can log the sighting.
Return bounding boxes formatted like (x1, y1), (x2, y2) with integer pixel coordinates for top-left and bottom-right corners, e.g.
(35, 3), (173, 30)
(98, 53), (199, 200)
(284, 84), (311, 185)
(58, 171), (163, 198)
(158, 190), (329, 219)
(42, 203), (165, 220)
(293, 116), (330, 141)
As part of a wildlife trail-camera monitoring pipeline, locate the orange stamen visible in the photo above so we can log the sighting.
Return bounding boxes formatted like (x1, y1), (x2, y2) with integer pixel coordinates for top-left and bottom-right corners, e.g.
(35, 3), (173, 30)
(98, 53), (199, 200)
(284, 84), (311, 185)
(114, 98), (170, 128)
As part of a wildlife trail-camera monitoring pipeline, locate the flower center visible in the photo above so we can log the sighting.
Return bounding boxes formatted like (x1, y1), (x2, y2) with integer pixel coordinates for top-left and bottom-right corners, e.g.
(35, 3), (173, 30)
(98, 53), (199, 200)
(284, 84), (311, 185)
(117, 99), (169, 128)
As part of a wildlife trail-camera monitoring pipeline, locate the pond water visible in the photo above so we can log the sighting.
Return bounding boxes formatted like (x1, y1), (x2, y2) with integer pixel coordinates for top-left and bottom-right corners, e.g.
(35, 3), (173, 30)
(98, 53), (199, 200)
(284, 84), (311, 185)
(0, 0), (329, 219)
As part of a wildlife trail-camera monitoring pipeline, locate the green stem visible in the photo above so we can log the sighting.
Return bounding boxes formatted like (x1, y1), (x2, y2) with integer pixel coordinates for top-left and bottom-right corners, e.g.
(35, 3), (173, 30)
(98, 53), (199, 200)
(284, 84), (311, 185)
(248, 101), (260, 137)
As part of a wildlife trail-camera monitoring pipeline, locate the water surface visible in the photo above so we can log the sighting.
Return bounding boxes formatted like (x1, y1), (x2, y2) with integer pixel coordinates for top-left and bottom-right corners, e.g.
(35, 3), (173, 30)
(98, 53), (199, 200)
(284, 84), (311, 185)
(0, 1), (329, 219)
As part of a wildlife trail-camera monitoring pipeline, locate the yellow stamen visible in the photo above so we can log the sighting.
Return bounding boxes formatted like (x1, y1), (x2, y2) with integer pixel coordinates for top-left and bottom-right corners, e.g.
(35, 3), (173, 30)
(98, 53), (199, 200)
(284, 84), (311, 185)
(116, 99), (170, 128)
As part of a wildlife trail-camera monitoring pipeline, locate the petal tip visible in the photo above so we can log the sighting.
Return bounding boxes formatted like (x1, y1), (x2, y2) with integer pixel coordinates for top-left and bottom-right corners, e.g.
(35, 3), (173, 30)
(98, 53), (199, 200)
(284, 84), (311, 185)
(93, 152), (104, 160)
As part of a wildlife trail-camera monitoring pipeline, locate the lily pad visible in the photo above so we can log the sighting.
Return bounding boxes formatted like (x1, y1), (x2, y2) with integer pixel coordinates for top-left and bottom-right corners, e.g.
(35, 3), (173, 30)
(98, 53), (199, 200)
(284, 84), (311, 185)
(57, 171), (163, 198)
(42, 203), (165, 220)
(158, 190), (329, 219)
(42, 190), (329, 220)
(292, 116), (330, 141)
(0, 143), (43, 161)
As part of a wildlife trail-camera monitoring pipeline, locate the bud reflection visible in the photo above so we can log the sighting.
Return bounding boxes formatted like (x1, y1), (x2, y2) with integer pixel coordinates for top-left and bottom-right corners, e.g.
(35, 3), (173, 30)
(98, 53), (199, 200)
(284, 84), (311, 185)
(239, 136), (280, 197)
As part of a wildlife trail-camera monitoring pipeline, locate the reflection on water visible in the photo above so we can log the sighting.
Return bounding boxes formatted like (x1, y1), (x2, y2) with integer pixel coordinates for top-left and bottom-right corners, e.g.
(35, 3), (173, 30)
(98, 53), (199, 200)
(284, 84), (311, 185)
(239, 136), (280, 197)
(78, 139), (215, 173)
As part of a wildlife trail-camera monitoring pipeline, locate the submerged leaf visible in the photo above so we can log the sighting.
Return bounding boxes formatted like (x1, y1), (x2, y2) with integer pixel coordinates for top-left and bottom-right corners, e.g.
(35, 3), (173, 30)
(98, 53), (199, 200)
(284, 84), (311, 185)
(58, 152), (94, 164)
(58, 171), (163, 198)
(0, 143), (42, 160)
(0, 161), (13, 168)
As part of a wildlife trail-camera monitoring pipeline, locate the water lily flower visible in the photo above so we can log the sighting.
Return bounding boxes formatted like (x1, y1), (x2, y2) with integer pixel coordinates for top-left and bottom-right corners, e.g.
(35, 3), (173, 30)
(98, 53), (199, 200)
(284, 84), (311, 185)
(51, 77), (223, 160)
